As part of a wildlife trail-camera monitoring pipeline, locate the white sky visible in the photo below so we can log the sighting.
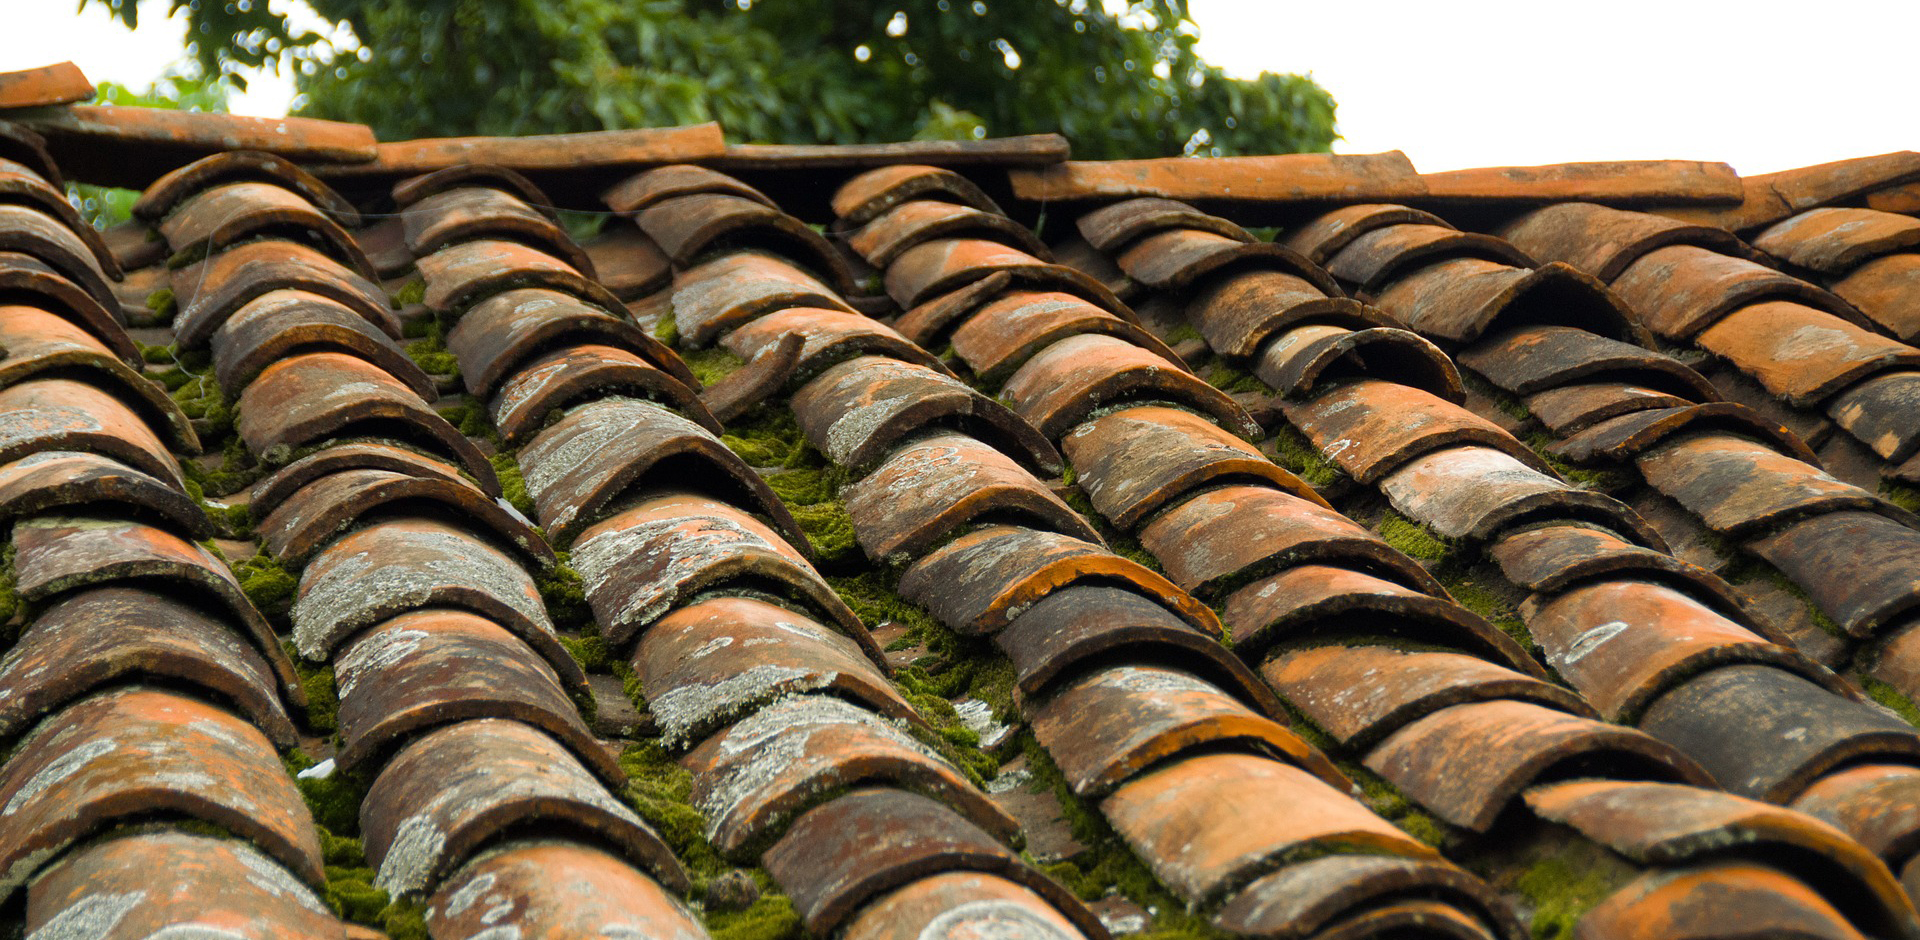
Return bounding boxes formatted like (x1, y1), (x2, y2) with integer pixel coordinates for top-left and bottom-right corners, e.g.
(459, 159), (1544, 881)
(4, 0), (1913, 176)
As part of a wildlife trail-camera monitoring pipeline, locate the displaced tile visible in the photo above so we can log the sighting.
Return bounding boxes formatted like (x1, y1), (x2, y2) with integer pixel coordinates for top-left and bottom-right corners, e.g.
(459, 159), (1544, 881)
(1525, 382), (1696, 435)
(491, 343), (719, 444)
(569, 492), (867, 650)
(1114, 228), (1340, 294)
(1003, 333), (1256, 440)
(1184, 268), (1382, 360)
(845, 431), (1100, 561)
(426, 841), (704, 940)
(1459, 324), (1721, 400)
(515, 395), (800, 548)
(899, 524), (1220, 636)
(1262, 644), (1591, 750)
(763, 788), (1104, 937)
(0, 685), (323, 894)
(885, 237), (1126, 310)
(415, 238), (627, 319)
(1220, 563), (1538, 674)
(721, 306), (954, 405)
(1030, 664), (1345, 797)
(584, 223), (674, 300)
(686, 695), (1014, 854)
(1523, 778), (1918, 939)
(1639, 664), (1917, 802)
(1754, 207), (1920, 275)
(1791, 764), (1920, 864)
(1101, 752), (1434, 904)
(26, 831), (340, 938)
(1555, 401), (1820, 466)
(447, 285), (696, 393)
(841, 871), (1090, 940)
(1827, 370), (1920, 462)
(361, 717), (686, 896)
(996, 584), (1280, 712)
(210, 288), (432, 397)
(1697, 300), (1920, 406)
(1364, 699), (1710, 832)
(171, 237), (399, 348)
(0, 584), (294, 746)
(1371, 258), (1641, 346)
(791, 355), (1060, 473)
(333, 609), (608, 780)
(634, 596), (905, 744)
(1216, 854), (1521, 940)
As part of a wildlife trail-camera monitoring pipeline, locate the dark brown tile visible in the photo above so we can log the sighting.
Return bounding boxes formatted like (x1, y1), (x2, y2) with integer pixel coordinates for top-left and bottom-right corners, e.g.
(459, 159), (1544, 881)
(492, 343), (719, 444)
(414, 237), (622, 319)
(171, 237), (398, 348)
(1324, 223), (1532, 293)
(1613, 244), (1868, 341)
(250, 440), (490, 512)
(1255, 323), (1464, 403)
(447, 284), (695, 393)
(1282, 203), (1451, 265)
(667, 250), (855, 347)
(1555, 401), (1819, 466)
(1638, 431), (1906, 536)
(1216, 854), (1522, 940)
(605, 163), (775, 215)
(211, 288), (432, 398)
(1114, 228), (1337, 294)
(1003, 333), (1256, 440)
(0, 204), (119, 314)
(844, 431), (1099, 560)
(851, 199), (1049, 268)
(158, 181), (372, 276)
(133, 149), (361, 226)
(1755, 207), (1920, 276)
(1461, 324), (1720, 400)
(402, 185), (593, 274)
(833, 164), (1005, 227)
(639, 192), (851, 291)
(723, 305), (953, 384)
(1525, 381), (1695, 435)
(1379, 445), (1658, 545)
(1748, 510), (1920, 637)
(0, 450), (207, 538)
(885, 237), (1125, 311)
(1065, 404), (1327, 531)
(1283, 378), (1550, 484)
(791, 355), (1060, 473)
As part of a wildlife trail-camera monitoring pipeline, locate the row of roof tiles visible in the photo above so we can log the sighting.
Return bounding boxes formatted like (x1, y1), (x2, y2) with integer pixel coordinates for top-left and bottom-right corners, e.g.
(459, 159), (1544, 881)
(4, 56), (1920, 940)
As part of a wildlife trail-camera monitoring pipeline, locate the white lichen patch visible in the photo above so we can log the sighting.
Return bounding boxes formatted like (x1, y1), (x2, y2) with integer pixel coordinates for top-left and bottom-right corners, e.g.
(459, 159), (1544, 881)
(375, 813), (449, 895)
(22, 890), (144, 940)
(648, 664), (825, 745)
(920, 899), (1083, 940)
(5, 737), (116, 816)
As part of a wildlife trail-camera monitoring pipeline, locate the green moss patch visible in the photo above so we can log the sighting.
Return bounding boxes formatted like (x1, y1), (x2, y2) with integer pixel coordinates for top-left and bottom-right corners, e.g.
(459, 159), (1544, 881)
(238, 552), (299, 621)
(491, 451), (535, 515)
(1264, 424), (1344, 487)
(1376, 511), (1454, 562)
(685, 346), (748, 387)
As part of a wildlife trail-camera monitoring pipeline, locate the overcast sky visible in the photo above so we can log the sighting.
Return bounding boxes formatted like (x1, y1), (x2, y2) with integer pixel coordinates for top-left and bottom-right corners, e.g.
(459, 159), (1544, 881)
(5, 0), (1912, 175)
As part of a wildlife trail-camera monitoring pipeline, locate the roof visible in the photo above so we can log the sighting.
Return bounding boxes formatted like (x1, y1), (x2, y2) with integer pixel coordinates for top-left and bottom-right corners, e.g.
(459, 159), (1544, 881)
(2, 58), (1920, 939)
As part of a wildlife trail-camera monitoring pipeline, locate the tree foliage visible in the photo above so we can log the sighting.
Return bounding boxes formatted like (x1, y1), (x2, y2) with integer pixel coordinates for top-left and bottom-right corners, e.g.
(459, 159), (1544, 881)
(80, 0), (1337, 159)
(71, 73), (231, 227)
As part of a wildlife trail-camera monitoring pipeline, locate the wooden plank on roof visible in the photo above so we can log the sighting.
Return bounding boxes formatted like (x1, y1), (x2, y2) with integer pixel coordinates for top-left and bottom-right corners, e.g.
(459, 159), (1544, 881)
(1658, 151), (1920, 231)
(315, 122), (728, 177)
(0, 62), (94, 110)
(1417, 160), (1743, 206)
(1009, 151), (1425, 203)
(707, 134), (1069, 170)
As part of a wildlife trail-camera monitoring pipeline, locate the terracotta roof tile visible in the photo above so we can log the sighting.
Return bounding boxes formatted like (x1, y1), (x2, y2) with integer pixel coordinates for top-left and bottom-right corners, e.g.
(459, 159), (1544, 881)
(26, 830), (341, 937)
